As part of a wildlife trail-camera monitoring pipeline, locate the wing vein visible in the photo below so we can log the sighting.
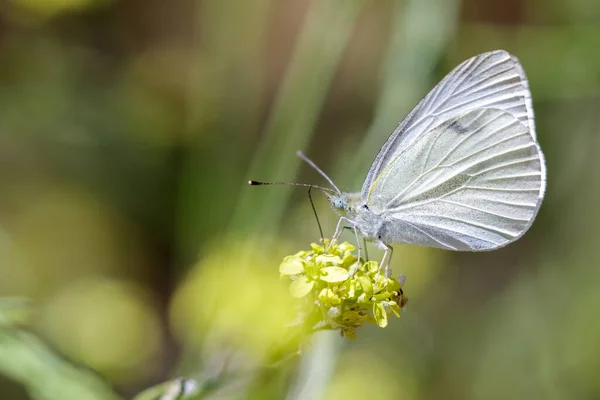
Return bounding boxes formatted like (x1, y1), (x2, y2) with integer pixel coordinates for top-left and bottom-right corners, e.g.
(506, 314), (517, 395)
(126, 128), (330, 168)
(402, 220), (459, 250)
(438, 199), (530, 222)
(402, 218), (503, 246)
(471, 156), (540, 176)
(465, 186), (540, 192)
(449, 67), (516, 98)
(409, 215), (518, 238)
(483, 172), (542, 182)
(443, 140), (535, 169)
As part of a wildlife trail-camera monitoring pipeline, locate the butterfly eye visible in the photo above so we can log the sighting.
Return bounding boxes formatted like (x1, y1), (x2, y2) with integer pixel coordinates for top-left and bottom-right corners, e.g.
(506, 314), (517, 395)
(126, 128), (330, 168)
(362, 204), (369, 210)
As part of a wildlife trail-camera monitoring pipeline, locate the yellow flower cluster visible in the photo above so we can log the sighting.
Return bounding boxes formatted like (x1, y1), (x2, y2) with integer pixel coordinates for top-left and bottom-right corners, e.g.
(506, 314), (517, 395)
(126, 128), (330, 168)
(280, 240), (408, 339)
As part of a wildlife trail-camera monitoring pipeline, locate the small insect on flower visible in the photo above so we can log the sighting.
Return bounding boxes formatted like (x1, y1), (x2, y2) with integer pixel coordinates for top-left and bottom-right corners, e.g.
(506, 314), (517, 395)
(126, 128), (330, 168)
(251, 50), (546, 274)
(280, 240), (408, 339)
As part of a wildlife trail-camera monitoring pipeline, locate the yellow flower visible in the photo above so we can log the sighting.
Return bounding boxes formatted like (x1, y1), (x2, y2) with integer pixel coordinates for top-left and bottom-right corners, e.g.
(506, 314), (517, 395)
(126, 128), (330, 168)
(279, 239), (408, 339)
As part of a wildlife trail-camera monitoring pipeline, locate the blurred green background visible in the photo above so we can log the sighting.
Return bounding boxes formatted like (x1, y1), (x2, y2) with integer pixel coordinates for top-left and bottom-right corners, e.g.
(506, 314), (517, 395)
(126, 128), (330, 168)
(0, 0), (599, 399)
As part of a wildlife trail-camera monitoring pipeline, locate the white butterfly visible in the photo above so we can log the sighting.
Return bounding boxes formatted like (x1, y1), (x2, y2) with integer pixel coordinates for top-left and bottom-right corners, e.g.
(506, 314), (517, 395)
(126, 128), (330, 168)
(253, 50), (546, 272)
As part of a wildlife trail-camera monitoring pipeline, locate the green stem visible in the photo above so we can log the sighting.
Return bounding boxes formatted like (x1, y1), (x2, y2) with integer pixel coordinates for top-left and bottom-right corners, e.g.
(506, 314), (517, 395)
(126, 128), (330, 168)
(284, 331), (344, 400)
(0, 328), (121, 400)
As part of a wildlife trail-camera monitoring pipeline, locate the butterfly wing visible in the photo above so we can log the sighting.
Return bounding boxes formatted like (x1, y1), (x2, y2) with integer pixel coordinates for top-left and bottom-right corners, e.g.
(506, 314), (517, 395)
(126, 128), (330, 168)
(362, 50), (545, 202)
(369, 108), (544, 251)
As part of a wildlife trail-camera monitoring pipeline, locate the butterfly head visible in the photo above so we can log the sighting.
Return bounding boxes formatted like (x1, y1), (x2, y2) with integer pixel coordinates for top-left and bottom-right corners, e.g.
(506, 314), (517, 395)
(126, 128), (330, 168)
(326, 193), (346, 210)
(327, 192), (364, 218)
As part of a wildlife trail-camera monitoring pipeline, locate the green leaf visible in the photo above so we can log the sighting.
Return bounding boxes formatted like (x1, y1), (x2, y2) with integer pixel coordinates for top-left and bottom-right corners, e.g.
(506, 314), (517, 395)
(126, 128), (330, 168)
(290, 276), (314, 298)
(316, 254), (342, 266)
(388, 301), (401, 318)
(0, 329), (121, 400)
(337, 242), (356, 253)
(356, 275), (373, 297)
(373, 302), (388, 328)
(346, 281), (356, 298)
(320, 267), (349, 283)
(318, 288), (341, 306)
(373, 291), (393, 301)
(385, 278), (401, 292)
(310, 243), (324, 254)
(363, 261), (379, 274)
(341, 253), (358, 268)
(279, 256), (305, 275)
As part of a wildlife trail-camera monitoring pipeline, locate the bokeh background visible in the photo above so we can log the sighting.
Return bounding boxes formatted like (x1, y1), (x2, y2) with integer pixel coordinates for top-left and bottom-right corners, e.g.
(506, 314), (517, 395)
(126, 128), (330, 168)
(0, 0), (599, 399)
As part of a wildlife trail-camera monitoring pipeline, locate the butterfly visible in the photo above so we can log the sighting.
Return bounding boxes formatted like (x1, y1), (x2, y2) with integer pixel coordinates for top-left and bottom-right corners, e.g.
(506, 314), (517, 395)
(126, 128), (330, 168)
(252, 50), (546, 273)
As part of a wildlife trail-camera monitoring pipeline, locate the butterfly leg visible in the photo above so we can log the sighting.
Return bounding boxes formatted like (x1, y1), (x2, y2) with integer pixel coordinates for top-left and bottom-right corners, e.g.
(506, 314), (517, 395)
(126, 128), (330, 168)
(341, 225), (361, 260)
(376, 240), (393, 278)
(348, 225), (362, 277)
(331, 217), (362, 276)
(330, 217), (346, 245)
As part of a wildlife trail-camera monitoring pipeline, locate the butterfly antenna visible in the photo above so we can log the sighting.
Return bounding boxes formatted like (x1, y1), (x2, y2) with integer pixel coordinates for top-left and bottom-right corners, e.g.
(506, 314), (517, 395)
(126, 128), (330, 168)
(296, 151), (342, 194)
(308, 186), (324, 241)
(248, 180), (337, 194)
